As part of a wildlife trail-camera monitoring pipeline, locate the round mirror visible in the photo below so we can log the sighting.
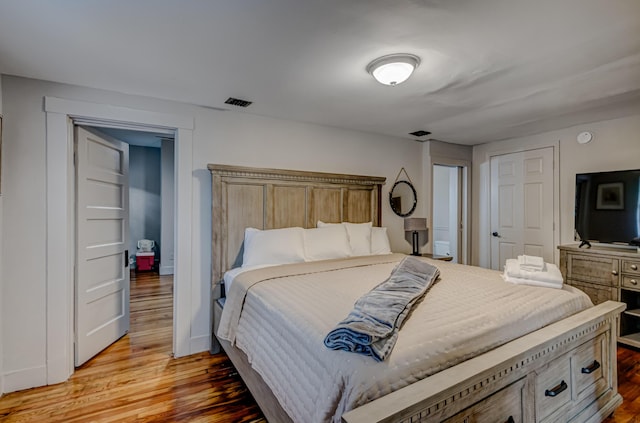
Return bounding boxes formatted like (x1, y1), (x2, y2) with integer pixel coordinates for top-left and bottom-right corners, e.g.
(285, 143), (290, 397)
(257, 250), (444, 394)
(389, 180), (417, 217)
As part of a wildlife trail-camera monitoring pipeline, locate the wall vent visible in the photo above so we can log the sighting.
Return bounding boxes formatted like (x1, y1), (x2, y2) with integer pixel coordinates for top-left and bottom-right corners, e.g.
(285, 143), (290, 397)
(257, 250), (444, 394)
(225, 97), (253, 108)
(409, 130), (431, 137)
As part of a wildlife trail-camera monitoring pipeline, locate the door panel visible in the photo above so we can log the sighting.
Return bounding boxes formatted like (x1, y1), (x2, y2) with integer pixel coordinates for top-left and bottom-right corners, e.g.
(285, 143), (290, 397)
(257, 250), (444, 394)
(75, 126), (130, 366)
(490, 147), (554, 270)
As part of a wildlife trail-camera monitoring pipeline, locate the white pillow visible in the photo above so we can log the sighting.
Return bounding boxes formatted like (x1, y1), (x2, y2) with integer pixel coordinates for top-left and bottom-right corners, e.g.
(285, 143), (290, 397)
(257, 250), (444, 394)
(317, 220), (373, 256)
(242, 227), (306, 267)
(303, 225), (352, 261)
(371, 227), (392, 254)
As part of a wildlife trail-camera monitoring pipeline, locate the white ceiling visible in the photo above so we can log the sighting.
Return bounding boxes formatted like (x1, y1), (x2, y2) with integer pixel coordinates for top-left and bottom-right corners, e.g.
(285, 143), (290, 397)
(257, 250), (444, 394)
(0, 0), (639, 145)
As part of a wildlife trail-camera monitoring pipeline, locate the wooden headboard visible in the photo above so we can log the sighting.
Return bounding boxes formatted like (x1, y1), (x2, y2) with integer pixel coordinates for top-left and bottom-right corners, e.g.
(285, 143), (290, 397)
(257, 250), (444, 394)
(208, 164), (386, 299)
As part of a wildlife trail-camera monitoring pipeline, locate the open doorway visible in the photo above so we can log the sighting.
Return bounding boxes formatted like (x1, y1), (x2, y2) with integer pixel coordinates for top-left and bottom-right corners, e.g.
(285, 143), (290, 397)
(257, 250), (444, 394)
(45, 97), (195, 385)
(432, 164), (469, 264)
(97, 127), (175, 276)
(74, 125), (175, 366)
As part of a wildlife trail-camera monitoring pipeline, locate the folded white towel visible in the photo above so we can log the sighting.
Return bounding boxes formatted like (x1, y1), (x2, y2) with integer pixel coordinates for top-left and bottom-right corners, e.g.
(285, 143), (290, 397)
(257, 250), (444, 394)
(504, 259), (564, 285)
(518, 255), (545, 272)
(503, 273), (563, 289)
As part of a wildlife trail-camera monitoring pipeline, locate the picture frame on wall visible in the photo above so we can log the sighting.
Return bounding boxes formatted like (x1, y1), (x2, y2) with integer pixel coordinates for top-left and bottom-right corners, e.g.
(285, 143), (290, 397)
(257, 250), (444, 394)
(596, 182), (624, 210)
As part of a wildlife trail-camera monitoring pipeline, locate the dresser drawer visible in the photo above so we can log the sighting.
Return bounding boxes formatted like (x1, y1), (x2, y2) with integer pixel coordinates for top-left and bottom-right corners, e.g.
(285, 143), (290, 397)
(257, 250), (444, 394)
(622, 275), (640, 290)
(535, 354), (571, 421)
(567, 254), (618, 286)
(572, 333), (608, 402)
(444, 378), (526, 423)
(622, 260), (640, 276)
(567, 279), (616, 305)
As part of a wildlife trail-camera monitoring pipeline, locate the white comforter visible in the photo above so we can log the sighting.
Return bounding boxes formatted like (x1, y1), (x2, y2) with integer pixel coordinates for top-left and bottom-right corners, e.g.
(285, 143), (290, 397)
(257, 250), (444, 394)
(217, 254), (592, 423)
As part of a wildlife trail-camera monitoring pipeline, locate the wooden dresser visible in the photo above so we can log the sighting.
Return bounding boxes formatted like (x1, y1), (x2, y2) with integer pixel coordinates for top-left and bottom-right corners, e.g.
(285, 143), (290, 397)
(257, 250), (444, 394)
(559, 244), (640, 347)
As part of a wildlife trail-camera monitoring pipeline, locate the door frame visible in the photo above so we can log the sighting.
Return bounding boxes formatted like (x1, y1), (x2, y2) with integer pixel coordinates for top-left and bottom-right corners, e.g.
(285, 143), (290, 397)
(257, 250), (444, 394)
(485, 144), (560, 268)
(430, 156), (471, 265)
(44, 96), (195, 385)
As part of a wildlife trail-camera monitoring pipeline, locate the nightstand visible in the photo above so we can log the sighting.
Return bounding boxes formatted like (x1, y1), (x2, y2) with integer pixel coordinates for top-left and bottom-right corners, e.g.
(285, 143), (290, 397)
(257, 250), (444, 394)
(420, 253), (453, 262)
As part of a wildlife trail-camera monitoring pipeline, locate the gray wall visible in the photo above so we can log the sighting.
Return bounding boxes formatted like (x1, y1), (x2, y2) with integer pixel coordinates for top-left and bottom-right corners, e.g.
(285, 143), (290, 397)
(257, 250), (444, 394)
(129, 146), (161, 265)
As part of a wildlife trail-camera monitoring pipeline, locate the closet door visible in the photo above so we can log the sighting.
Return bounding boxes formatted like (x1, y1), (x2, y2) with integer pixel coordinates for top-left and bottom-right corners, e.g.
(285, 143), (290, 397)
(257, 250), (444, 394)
(490, 147), (554, 269)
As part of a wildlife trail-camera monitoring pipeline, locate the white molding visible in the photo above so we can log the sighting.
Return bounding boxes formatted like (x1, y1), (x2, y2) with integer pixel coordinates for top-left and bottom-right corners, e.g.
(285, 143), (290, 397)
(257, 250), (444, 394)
(173, 128), (196, 357)
(429, 155), (471, 264)
(44, 97), (194, 130)
(484, 141), (561, 266)
(4, 365), (47, 393)
(159, 265), (174, 276)
(189, 334), (211, 354)
(45, 112), (74, 384)
(44, 97), (195, 386)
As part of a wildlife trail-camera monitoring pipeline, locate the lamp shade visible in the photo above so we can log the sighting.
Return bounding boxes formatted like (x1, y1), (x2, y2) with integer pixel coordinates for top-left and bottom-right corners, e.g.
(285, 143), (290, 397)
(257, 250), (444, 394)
(404, 217), (427, 232)
(366, 54), (420, 86)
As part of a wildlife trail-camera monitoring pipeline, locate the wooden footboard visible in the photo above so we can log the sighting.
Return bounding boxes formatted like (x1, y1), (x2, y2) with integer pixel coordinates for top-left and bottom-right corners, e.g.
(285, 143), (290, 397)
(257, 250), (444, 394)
(343, 301), (625, 423)
(215, 301), (624, 423)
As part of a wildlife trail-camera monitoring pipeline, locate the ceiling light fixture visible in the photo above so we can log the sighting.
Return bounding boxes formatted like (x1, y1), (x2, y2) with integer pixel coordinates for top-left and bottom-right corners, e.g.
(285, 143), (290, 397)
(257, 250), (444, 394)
(366, 53), (420, 86)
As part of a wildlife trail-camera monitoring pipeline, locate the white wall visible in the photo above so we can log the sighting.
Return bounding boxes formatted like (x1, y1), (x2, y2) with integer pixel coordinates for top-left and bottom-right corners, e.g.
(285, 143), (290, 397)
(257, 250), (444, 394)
(160, 139), (175, 275)
(0, 75), (423, 392)
(0, 74), (4, 395)
(472, 113), (640, 268)
(129, 146), (162, 265)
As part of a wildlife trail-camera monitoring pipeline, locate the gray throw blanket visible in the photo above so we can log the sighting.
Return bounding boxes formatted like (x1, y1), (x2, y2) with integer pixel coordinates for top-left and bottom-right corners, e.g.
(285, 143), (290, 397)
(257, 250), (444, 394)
(324, 256), (440, 361)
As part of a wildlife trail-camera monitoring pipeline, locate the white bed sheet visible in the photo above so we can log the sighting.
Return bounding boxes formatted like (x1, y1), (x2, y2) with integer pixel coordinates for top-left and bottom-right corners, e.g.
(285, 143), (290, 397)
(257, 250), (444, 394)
(223, 264), (276, 293)
(219, 255), (592, 423)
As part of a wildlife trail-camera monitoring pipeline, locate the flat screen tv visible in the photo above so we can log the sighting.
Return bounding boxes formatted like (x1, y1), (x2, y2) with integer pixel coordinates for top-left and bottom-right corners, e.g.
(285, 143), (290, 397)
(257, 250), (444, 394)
(575, 169), (640, 246)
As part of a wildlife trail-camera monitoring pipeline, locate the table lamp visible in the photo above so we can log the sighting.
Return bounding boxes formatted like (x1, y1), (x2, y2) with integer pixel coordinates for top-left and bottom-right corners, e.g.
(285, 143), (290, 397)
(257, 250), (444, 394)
(404, 217), (427, 256)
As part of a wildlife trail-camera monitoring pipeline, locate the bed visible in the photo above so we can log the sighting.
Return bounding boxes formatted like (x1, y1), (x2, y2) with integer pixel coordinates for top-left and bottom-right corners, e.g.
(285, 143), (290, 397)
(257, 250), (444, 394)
(208, 164), (625, 423)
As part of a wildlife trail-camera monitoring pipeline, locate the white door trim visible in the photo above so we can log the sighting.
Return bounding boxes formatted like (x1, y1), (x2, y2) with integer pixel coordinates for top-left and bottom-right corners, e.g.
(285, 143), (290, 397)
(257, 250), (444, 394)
(485, 142), (560, 266)
(44, 96), (195, 385)
(430, 155), (471, 265)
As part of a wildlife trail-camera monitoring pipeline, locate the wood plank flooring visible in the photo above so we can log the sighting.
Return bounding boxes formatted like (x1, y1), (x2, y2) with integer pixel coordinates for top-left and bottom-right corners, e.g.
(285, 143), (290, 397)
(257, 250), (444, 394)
(0, 270), (638, 422)
(0, 271), (266, 423)
(604, 346), (640, 423)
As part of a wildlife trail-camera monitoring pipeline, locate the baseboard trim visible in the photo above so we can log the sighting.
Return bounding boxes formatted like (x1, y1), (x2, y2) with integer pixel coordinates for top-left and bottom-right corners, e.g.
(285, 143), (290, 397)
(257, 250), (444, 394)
(47, 354), (72, 385)
(4, 365), (47, 393)
(190, 334), (210, 355)
(159, 265), (174, 276)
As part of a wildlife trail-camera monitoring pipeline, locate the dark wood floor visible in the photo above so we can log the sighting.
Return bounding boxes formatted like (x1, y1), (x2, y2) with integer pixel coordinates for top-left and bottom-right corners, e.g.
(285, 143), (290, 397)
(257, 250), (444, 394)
(604, 346), (640, 423)
(0, 270), (638, 422)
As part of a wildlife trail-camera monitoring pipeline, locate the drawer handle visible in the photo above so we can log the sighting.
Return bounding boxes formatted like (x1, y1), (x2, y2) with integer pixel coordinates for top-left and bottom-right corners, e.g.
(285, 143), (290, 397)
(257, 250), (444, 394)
(632, 264), (638, 271)
(506, 417), (515, 423)
(612, 270), (619, 276)
(631, 279), (638, 285)
(545, 380), (568, 397)
(582, 360), (601, 374)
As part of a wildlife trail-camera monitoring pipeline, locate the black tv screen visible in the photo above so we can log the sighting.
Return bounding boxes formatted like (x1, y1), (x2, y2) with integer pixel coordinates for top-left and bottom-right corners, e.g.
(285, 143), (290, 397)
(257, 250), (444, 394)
(575, 169), (640, 245)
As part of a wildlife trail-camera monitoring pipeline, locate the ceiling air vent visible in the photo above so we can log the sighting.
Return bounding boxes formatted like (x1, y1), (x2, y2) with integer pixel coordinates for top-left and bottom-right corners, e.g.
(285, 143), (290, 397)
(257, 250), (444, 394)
(409, 130), (431, 137)
(225, 97), (253, 108)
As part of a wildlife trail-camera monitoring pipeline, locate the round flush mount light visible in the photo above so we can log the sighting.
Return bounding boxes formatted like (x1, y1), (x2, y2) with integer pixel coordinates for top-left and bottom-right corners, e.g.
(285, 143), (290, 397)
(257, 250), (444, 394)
(577, 131), (593, 144)
(366, 53), (420, 86)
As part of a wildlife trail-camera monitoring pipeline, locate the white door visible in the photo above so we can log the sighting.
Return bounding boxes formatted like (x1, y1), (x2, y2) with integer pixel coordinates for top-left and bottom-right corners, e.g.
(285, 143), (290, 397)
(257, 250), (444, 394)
(432, 165), (460, 262)
(75, 126), (130, 366)
(490, 147), (554, 270)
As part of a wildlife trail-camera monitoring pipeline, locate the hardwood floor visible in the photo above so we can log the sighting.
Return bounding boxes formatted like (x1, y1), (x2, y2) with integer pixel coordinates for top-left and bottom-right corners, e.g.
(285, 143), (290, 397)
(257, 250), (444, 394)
(604, 346), (640, 423)
(0, 270), (265, 423)
(1, 270), (639, 422)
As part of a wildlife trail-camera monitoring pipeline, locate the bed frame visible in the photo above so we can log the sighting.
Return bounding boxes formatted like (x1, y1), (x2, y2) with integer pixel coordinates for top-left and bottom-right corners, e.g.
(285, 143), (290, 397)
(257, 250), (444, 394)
(209, 164), (624, 423)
